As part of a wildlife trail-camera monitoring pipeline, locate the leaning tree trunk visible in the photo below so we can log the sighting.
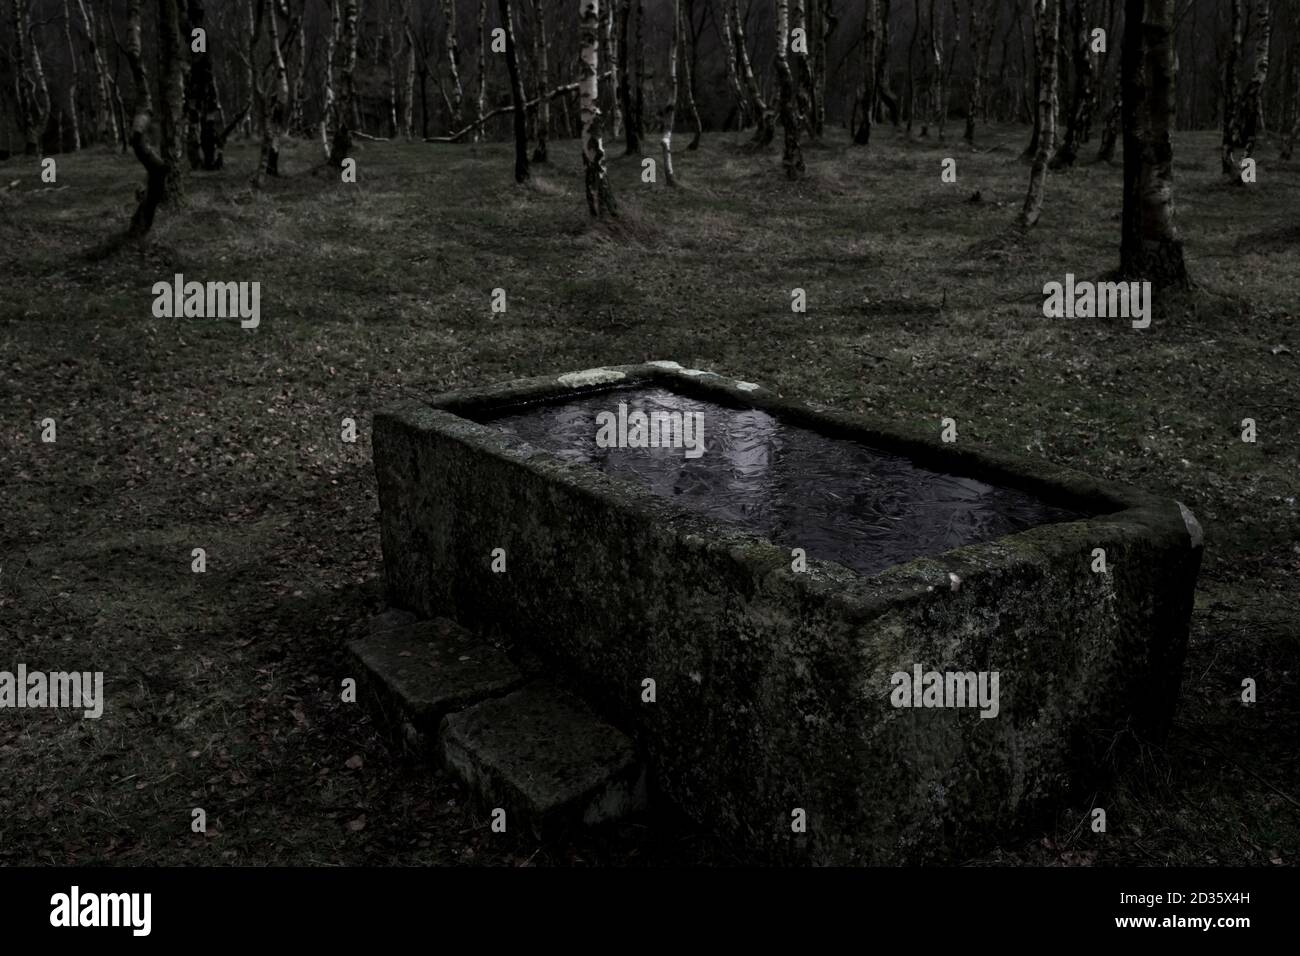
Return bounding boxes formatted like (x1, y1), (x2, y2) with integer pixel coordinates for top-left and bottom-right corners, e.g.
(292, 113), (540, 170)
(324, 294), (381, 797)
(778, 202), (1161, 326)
(531, 0), (552, 161)
(579, 0), (616, 215)
(1018, 0), (1058, 226)
(1051, 0), (1098, 168)
(1222, 0), (1244, 173)
(1120, 0), (1188, 288)
(734, 0), (774, 143)
(126, 0), (166, 234)
(855, 0), (880, 144)
(497, 0), (530, 182)
(1235, 0), (1272, 160)
(774, 0), (804, 177)
(662, 0), (680, 184)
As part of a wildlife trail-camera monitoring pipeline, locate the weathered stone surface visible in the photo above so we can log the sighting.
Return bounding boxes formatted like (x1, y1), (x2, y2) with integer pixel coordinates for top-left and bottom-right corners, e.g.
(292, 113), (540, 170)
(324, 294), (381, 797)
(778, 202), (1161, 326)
(440, 681), (646, 836)
(347, 618), (524, 755)
(368, 607), (418, 636)
(373, 362), (1202, 863)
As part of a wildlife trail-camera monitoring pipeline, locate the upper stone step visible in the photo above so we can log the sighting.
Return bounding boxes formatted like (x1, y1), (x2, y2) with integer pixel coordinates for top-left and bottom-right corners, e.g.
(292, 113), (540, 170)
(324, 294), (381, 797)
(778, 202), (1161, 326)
(440, 681), (647, 837)
(347, 615), (525, 754)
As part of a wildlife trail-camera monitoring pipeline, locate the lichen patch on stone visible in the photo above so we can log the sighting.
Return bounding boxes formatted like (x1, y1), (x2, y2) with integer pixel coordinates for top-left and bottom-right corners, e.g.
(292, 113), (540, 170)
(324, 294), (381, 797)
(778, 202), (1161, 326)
(558, 367), (627, 388)
(646, 360), (684, 370)
(735, 381), (760, 391)
(1177, 502), (1204, 548)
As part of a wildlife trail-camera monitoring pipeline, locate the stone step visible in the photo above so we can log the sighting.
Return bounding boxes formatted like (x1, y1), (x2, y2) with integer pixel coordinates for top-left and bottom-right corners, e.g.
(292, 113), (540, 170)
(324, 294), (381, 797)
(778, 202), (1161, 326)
(440, 681), (647, 837)
(347, 615), (525, 756)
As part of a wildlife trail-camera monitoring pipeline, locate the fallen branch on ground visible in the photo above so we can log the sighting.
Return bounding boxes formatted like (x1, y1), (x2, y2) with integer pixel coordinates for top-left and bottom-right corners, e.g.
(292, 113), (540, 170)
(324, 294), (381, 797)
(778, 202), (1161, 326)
(425, 71), (612, 144)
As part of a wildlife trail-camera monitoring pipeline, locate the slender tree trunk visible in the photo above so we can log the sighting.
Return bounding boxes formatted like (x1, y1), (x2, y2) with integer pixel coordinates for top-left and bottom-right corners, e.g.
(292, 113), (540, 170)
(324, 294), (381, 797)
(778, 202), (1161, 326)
(908, 0), (920, 133)
(1050, 0), (1098, 167)
(1284, 23), (1300, 159)
(403, 9), (417, 138)
(61, 0), (83, 149)
(1022, 0), (1041, 153)
(1097, 85), (1121, 160)
(532, 0), (551, 162)
(126, 0), (165, 234)
(1120, 0), (1188, 287)
(291, 13), (309, 134)
(964, 0), (994, 142)
(157, 0), (186, 201)
(663, 0), (680, 183)
(1018, 0), (1058, 226)
(735, 0), (774, 143)
(603, 0), (622, 136)
(791, 0), (810, 135)
(856, 0), (879, 144)
(1235, 0), (1272, 160)
(255, 0), (290, 182)
(13, 0), (52, 155)
(321, 0), (339, 159)
(617, 0), (640, 152)
(634, 0), (646, 143)
(579, 0), (616, 215)
(717, 0), (749, 129)
(476, 0), (488, 141)
(680, 0), (703, 147)
(1222, 0), (1244, 173)
(497, 0), (530, 181)
(330, 0), (359, 165)
(443, 0), (465, 129)
(774, 0), (804, 177)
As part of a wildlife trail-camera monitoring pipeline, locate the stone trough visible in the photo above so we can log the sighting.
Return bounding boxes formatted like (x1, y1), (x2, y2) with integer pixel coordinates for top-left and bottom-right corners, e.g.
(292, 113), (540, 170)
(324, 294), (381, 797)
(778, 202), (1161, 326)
(372, 362), (1202, 863)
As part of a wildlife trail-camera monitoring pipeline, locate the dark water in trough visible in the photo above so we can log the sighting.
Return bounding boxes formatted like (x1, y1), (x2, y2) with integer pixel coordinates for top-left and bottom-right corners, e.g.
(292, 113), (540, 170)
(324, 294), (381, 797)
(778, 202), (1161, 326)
(480, 387), (1088, 577)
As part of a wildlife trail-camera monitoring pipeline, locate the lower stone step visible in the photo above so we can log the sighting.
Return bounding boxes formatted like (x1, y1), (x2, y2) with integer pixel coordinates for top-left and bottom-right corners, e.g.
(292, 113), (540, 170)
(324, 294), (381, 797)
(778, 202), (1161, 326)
(347, 615), (524, 755)
(440, 681), (647, 837)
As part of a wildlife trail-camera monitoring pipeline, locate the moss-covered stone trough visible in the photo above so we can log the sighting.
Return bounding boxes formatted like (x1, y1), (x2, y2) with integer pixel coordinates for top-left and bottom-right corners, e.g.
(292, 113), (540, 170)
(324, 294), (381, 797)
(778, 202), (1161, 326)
(372, 362), (1202, 864)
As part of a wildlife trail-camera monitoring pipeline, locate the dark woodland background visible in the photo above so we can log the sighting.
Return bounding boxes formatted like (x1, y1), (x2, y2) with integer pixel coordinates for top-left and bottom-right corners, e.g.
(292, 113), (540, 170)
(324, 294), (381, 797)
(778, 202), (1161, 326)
(0, 0), (1296, 867)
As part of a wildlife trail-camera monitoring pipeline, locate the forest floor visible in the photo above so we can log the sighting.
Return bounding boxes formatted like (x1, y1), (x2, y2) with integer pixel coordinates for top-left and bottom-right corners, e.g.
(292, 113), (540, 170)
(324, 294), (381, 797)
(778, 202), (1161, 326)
(0, 123), (1296, 867)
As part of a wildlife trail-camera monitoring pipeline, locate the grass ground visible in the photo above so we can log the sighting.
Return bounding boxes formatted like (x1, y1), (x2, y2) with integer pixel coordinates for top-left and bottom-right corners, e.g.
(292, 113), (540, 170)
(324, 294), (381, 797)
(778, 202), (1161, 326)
(0, 123), (1296, 866)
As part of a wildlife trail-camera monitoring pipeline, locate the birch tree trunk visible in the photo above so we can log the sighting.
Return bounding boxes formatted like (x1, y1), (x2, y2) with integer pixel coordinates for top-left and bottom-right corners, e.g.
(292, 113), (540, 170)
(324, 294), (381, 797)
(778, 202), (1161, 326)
(791, 0), (810, 135)
(1222, 0), (1244, 173)
(475, 0), (488, 142)
(61, 0), (82, 149)
(774, 0), (804, 177)
(964, 0), (995, 142)
(321, 0), (339, 159)
(1018, 0), (1058, 226)
(126, 0), (166, 234)
(734, 0), (774, 143)
(617, 0), (640, 152)
(680, 0), (702, 148)
(330, 0), (359, 165)
(75, 0), (118, 147)
(1120, 0), (1188, 287)
(403, 7), (417, 138)
(855, 0), (880, 144)
(13, 0), (52, 155)
(602, 0), (621, 136)
(443, 0), (465, 130)
(662, 0), (680, 184)
(255, 0), (291, 182)
(291, 12), (309, 135)
(157, 0), (187, 202)
(532, 0), (552, 162)
(1050, 0), (1098, 167)
(579, 0), (616, 216)
(717, 0), (748, 129)
(1235, 1), (1272, 160)
(497, 0), (530, 181)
